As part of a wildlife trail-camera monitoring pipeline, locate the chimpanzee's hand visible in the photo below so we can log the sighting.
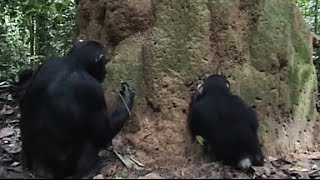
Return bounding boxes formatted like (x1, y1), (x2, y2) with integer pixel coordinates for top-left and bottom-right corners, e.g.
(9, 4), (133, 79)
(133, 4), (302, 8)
(118, 81), (135, 109)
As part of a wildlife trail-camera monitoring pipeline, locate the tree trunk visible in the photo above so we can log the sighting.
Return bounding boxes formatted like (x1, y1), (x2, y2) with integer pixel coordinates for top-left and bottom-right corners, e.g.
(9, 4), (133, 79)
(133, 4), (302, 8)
(35, 13), (49, 56)
(29, 16), (35, 56)
(315, 0), (319, 34)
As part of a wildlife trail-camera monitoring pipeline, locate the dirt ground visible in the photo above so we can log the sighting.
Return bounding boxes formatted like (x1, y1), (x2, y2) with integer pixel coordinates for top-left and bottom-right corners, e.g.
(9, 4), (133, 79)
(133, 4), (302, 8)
(1, 90), (320, 179)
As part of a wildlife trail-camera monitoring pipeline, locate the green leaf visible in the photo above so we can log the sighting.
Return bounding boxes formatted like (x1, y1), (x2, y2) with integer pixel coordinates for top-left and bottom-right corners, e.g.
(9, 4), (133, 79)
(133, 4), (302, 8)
(195, 135), (205, 146)
(115, 171), (128, 179)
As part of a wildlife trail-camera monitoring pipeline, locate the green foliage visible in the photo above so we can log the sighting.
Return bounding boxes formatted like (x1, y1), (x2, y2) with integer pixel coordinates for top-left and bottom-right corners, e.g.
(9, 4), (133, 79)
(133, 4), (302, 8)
(195, 135), (205, 146)
(295, 0), (319, 33)
(295, 0), (320, 98)
(0, 0), (76, 82)
(115, 171), (128, 179)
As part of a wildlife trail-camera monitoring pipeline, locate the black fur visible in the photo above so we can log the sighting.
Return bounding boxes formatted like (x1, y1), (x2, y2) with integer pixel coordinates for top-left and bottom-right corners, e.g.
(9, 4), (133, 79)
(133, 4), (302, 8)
(19, 40), (135, 178)
(187, 74), (264, 170)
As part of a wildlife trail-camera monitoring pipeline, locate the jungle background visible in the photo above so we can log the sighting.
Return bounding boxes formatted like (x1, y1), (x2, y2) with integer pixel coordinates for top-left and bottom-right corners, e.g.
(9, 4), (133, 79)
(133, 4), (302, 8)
(1, 0), (320, 179)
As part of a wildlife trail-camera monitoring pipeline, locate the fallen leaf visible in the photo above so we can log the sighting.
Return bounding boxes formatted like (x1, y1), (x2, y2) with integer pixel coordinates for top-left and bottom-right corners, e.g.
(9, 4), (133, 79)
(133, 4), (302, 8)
(6, 119), (19, 125)
(265, 167), (271, 177)
(252, 166), (264, 177)
(3, 145), (21, 154)
(274, 171), (289, 179)
(267, 156), (278, 162)
(310, 152), (320, 160)
(279, 164), (292, 171)
(289, 167), (309, 172)
(312, 164), (318, 170)
(138, 173), (163, 179)
(309, 169), (320, 178)
(302, 173), (311, 179)
(271, 159), (292, 168)
(11, 162), (19, 167)
(93, 174), (104, 179)
(0, 106), (14, 116)
(261, 174), (267, 178)
(295, 153), (311, 162)
(7, 94), (12, 101)
(0, 128), (14, 138)
(0, 81), (9, 87)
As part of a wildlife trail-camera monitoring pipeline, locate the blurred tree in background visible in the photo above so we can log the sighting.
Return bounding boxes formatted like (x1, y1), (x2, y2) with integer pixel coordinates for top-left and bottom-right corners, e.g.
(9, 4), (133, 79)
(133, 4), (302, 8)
(296, 0), (319, 33)
(0, 0), (76, 82)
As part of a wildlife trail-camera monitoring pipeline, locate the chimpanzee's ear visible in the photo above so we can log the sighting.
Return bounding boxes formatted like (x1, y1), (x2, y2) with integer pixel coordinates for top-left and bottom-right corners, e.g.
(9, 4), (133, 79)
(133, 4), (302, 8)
(217, 69), (222, 75)
(226, 79), (230, 89)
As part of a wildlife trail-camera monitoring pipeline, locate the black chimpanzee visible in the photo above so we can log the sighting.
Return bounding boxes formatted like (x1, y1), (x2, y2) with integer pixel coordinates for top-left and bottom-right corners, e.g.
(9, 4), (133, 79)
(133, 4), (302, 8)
(187, 74), (264, 171)
(19, 40), (135, 178)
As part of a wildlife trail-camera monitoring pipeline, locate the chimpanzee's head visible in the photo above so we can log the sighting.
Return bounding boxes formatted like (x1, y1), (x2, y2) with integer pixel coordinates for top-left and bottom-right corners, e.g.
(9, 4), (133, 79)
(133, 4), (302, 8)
(68, 39), (111, 82)
(197, 74), (230, 94)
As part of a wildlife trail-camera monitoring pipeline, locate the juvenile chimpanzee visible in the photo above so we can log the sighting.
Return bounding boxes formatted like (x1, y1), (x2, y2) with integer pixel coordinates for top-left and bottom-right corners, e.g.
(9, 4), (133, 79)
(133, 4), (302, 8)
(19, 40), (135, 178)
(187, 74), (264, 171)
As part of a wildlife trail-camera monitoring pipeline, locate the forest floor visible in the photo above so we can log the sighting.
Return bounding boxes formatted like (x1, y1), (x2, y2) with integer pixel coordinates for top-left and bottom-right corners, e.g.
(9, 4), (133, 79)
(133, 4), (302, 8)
(1, 92), (320, 179)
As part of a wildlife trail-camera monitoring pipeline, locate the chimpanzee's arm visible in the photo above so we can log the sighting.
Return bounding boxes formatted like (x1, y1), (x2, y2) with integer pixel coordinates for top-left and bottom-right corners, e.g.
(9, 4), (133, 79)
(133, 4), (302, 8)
(189, 91), (201, 109)
(108, 82), (135, 134)
(81, 80), (135, 148)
